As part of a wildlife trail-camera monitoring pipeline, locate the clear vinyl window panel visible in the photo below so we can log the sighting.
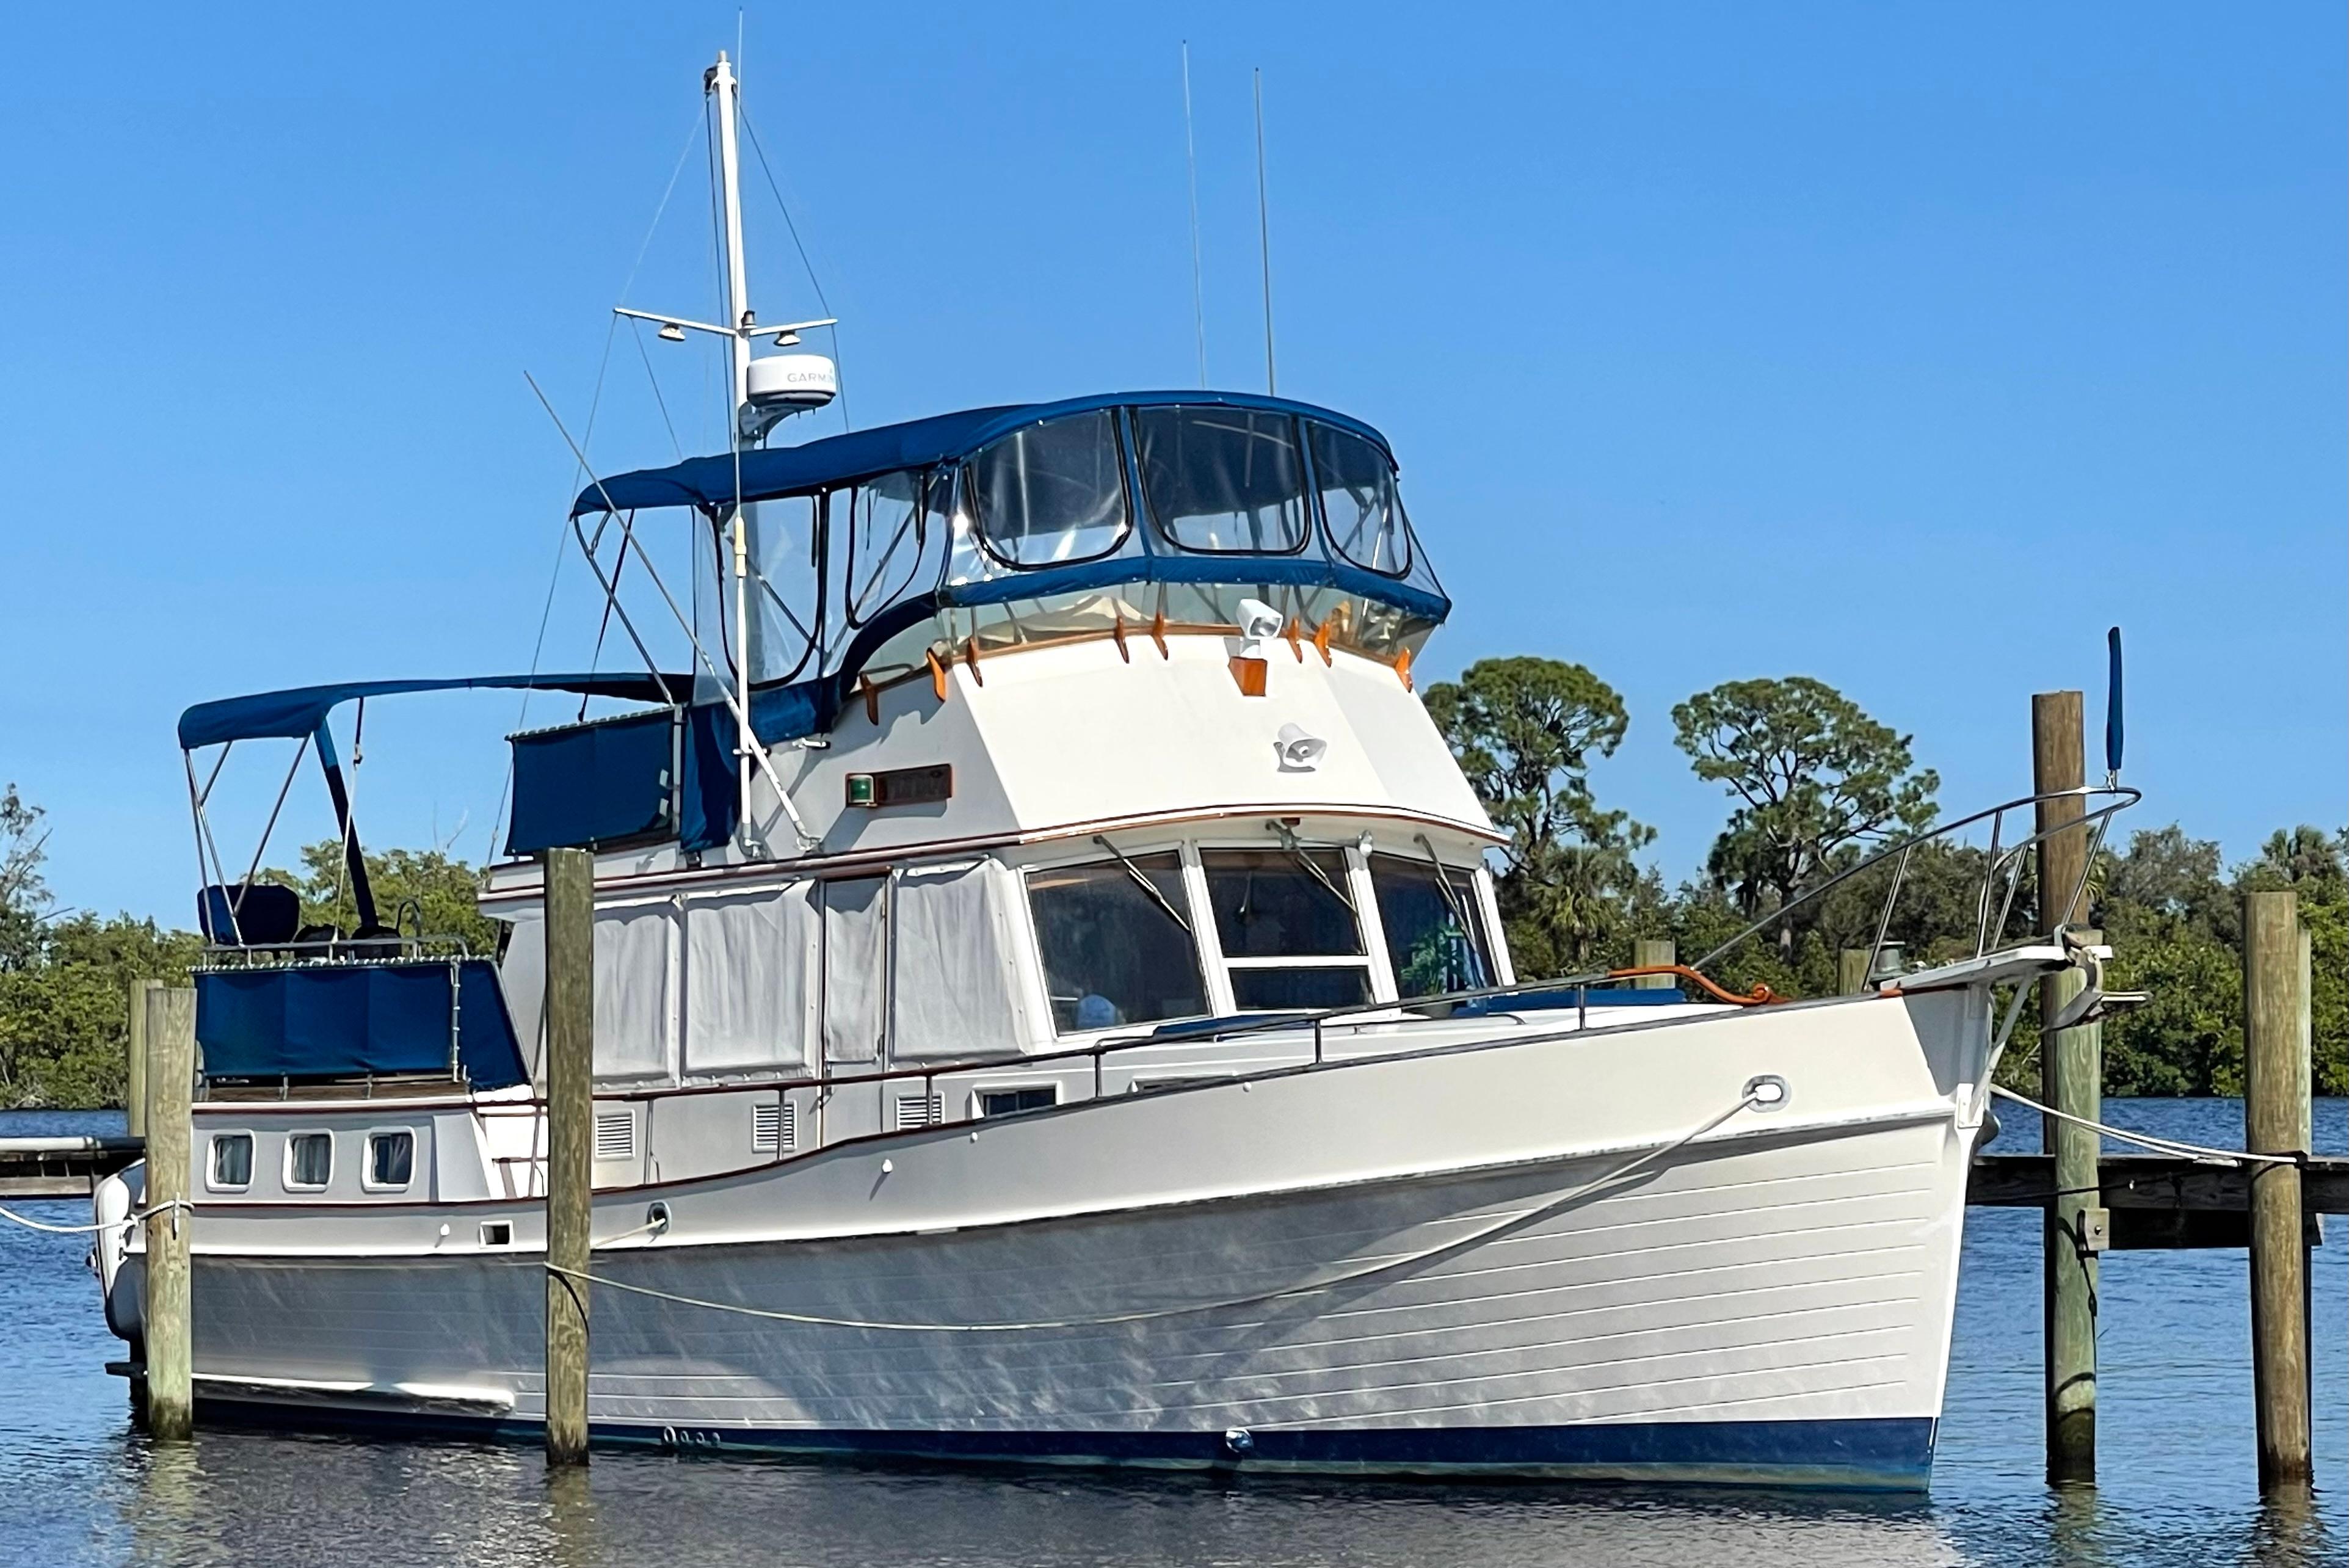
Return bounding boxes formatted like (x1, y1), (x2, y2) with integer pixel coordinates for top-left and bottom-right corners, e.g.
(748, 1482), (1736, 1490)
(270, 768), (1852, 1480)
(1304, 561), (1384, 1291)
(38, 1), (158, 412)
(843, 470), (930, 626)
(1369, 854), (1494, 999)
(1309, 421), (1412, 577)
(742, 494), (822, 684)
(1026, 854), (1206, 1034)
(968, 410), (1131, 568)
(1135, 406), (1309, 554)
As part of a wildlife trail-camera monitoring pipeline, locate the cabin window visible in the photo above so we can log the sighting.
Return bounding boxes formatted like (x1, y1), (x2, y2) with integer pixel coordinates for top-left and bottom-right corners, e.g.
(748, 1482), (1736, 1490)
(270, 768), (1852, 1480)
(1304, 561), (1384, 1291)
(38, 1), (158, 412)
(285, 1132), (333, 1191)
(969, 410), (1130, 568)
(978, 1085), (1058, 1119)
(844, 469), (929, 625)
(365, 1130), (415, 1190)
(1026, 853), (1207, 1033)
(208, 1133), (253, 1191)
(1309, 423), (1412, 577)
(1200, 849), (1373, 1011)
(1134, 406), (1308, 554)
(1370, 854), (1494, 999)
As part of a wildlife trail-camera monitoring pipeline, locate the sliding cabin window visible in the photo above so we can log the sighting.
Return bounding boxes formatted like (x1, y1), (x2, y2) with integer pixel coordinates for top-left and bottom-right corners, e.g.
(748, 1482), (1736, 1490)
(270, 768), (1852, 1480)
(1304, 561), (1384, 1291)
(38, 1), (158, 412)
(1309, 422), (1414, 578)
(364, 1130), (415, 1191)
(1199, 849), (1373, 1011)
(1025, 853), (1206, 1034)
(285, 1132), (333, 1191)
(1368, 854), (1495, 1000)
(1133, 406), (1309, 555)
(968, 410), (1131, 568)
(207, 1132), (253, 1192)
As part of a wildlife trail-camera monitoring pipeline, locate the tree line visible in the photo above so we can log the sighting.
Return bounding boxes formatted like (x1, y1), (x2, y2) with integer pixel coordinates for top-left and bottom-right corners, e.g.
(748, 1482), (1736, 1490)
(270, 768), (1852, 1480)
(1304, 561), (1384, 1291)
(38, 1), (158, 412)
(0, 660), (2339, 1106)
(0, 785), (488, 1109)
(1425, 658), (2344, 1096)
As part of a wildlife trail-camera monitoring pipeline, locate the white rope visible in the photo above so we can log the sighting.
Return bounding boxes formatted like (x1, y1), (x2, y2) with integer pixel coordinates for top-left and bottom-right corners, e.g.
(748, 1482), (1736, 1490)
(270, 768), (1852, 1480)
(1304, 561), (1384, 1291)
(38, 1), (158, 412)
(546, 1088), (1767, 1334)
(1989, 1084), (2300, 1167)
(0, 1197), (193, 1236)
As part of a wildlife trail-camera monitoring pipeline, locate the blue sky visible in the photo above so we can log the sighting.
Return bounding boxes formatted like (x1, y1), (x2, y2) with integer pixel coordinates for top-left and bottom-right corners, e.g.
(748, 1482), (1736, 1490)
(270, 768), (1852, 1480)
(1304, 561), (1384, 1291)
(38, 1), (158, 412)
(2, 4), (2341, 924)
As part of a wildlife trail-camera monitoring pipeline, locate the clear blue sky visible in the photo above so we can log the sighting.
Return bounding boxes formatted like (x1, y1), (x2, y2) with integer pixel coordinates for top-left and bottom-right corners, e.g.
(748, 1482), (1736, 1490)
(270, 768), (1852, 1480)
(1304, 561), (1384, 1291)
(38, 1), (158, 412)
(2, 4), (2341, 924)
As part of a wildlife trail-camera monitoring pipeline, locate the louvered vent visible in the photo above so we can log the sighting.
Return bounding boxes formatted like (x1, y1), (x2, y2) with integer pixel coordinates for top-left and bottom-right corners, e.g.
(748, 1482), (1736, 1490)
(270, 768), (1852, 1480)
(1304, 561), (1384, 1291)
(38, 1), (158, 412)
(895, 1094), (943, 1130)
(594, 1111), (636, 1160)
(752, 1101), (796, 1153)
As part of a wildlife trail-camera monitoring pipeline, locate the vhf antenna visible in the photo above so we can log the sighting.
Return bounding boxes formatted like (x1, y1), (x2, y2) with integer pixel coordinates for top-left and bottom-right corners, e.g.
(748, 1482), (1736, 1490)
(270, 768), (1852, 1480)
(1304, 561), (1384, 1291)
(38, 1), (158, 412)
(1182, 43), (1207, 388)
(1254, 67), (1276, 396)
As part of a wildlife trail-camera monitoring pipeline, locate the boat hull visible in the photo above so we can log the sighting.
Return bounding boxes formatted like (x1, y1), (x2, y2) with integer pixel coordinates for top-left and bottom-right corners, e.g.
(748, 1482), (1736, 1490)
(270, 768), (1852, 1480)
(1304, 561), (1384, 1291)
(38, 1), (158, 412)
(126, 990), (1998, 1490)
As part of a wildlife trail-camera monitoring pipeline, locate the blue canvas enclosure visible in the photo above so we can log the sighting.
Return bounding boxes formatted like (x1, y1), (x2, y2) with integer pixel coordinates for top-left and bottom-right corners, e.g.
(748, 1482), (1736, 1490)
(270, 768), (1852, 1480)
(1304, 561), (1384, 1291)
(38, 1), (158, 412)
(506, 707), (680, 855)
(195, 960), (529, 1087)
(572, 391), (1451, 760)
(178, 672), (689, 750)
(567, 393), (1395, 518)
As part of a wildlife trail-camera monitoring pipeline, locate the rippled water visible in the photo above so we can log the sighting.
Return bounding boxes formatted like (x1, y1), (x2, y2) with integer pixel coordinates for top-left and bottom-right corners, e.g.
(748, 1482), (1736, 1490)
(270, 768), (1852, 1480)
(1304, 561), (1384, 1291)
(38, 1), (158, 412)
(2, 1099), (2340, 1566)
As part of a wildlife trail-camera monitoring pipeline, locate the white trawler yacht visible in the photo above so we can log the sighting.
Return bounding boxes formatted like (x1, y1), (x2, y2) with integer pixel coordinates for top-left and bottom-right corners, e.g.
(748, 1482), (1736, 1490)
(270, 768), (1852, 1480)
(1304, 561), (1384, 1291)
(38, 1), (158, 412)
(94, 53), (2132, 1488)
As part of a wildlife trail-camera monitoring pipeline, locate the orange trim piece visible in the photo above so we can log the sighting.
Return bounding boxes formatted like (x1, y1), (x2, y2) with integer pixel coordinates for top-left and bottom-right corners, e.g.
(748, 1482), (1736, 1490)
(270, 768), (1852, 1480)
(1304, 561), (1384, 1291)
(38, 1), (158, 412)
(858, 674), (879, 726)
(1112, 615), (1130, 662)
(926, 648), (948, 702)
(1604, 964), (1782, 1006)
(1312, 617), (1334, 666)
(1150, 609), (1169, 659)
(1395, 646), (1414, 691)
(1229, 655), (1268, 697)
(963, 637), (984, 686)
(1283, 617), (1305, 662)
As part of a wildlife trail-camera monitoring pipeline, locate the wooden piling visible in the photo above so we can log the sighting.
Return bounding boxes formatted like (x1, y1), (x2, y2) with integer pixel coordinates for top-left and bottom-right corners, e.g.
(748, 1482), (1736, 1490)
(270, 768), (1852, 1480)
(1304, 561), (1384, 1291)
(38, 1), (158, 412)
(1631, 938), (1675, 989)
(142, 984), (196, 1442)
(125, 978), (159, 1141)
(1837, 949), (1870, 996)
(2243, 889), (2312, 1487)
(2033, 689), (2097, 1484)
(542, 847), (594, 1467)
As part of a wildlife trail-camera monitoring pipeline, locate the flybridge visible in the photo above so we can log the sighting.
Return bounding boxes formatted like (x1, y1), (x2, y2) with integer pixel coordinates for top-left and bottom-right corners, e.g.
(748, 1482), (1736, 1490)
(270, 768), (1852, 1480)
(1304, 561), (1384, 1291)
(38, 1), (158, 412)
(575, 390), (1451, 750)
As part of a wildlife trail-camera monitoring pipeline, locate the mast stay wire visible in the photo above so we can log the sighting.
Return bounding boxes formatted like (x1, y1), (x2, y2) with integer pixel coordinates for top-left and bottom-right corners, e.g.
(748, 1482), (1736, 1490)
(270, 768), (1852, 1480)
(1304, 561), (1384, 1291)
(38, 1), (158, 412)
(490, 103), (710, 865)
(739, 106), (850, 433)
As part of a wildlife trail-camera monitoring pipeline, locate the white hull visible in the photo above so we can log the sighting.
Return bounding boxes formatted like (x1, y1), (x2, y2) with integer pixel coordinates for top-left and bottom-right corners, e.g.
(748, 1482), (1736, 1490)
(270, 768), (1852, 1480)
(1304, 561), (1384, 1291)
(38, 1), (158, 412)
(115, 984), (2014, 1488)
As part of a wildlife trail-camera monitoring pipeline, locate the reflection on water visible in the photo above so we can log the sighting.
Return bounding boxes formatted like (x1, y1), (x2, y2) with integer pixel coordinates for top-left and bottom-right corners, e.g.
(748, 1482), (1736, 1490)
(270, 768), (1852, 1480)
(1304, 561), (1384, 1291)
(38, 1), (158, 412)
(2, 1101), (2340, 1567)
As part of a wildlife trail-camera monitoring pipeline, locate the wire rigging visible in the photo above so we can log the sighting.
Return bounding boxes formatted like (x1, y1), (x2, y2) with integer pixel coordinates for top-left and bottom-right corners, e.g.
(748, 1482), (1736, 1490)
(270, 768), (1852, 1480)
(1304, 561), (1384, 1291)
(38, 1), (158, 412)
(739, 105), (851, 433)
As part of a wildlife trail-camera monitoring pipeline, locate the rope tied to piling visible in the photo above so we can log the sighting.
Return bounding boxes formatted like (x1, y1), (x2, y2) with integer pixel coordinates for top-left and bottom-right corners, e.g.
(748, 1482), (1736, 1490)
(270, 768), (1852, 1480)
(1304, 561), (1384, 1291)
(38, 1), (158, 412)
(0, 1197), (195, 1236)
(1988, 1085), (2301, 1169)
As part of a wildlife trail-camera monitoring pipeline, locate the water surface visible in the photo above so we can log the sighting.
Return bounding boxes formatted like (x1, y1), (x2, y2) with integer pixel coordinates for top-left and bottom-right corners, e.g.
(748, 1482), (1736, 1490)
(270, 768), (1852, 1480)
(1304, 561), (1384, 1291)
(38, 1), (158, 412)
(4, 1099), (2340, 1566)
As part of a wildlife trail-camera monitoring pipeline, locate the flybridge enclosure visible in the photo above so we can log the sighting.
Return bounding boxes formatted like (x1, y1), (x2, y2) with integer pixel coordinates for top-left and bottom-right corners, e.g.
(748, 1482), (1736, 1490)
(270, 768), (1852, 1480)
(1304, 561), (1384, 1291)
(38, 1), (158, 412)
(572, 391), (1451, 748)
(506, 707), (681, 856)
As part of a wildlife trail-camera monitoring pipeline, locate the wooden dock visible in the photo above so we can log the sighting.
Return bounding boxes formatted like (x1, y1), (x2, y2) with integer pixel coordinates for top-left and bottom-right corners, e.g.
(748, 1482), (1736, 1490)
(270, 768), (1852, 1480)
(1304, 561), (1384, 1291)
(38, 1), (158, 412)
(0, 1136), (144, 1197)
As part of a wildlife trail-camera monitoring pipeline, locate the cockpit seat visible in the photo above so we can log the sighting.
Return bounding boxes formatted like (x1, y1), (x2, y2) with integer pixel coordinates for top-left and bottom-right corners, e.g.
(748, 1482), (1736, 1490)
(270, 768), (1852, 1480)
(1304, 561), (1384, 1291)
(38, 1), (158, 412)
(198, 883), (302, 946)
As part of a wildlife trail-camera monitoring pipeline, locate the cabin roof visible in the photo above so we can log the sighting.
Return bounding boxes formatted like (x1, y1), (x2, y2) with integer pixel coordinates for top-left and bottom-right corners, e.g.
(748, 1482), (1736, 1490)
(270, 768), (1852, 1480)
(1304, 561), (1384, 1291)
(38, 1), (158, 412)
(570, 390), (1395, 517)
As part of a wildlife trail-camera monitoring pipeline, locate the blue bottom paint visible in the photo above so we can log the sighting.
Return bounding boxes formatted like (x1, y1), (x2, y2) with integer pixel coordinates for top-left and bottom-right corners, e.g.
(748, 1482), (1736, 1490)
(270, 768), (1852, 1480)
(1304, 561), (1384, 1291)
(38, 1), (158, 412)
(191, 1398), (1937, 1492)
